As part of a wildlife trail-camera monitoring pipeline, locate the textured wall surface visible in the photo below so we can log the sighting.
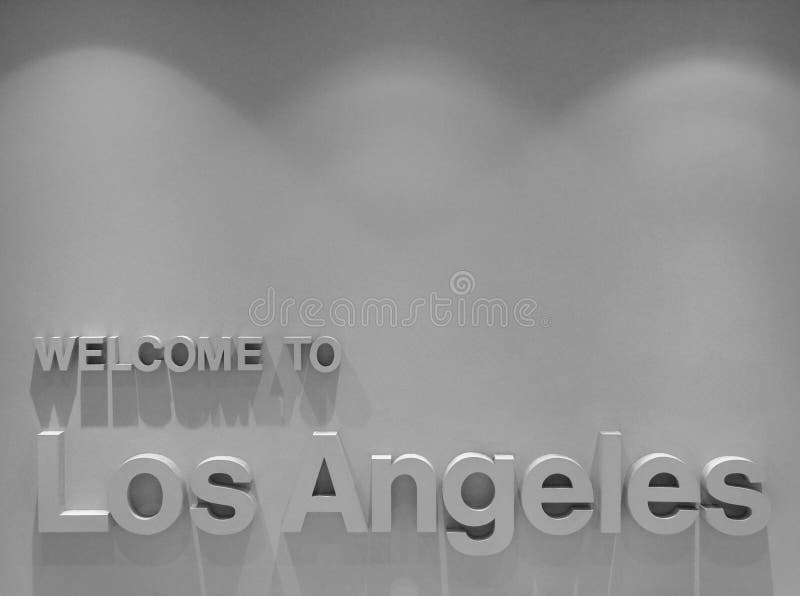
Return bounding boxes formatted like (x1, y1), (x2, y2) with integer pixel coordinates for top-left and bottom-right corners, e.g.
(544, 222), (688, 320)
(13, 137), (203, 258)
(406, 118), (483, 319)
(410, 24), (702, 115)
(2, 1), (800, 594)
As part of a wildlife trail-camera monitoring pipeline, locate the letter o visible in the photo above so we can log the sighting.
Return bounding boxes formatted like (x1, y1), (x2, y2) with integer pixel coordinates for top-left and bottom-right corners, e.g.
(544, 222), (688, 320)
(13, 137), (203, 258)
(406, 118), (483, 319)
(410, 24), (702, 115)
(309, 336), (341, 373)
(109, 454), (185, 535)
(164, 336), (196, 373)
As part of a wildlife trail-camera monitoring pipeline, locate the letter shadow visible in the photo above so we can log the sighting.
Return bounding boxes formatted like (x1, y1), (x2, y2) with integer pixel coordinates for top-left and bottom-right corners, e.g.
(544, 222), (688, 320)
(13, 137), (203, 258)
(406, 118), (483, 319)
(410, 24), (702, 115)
(277, 515), (369, 595)
(194, 491), (274, 596)
(261, 342), (304, 426)
(30, 356), (77, 427)
(135, 366), (173, 427)
(169, 346), (277, 427)
(609, 514), (696, 595)
(366, 476), (442, 596)
(330, 353), (371, 428)
(32, 509), (114, 596)
(298, 345), (340, 426)
(442, 520), (521, 595)
(113, 512), (193, 565)
(438, 476), (522, 595)
(698, 527), (773, 596)
(111, 369), (138, 426)
(512, 512), (616, 595)
(113, 513), (204, 596)
(297, 351), (371, 428)
(80, 370), (108, 426)
(169, 368), (262, 427)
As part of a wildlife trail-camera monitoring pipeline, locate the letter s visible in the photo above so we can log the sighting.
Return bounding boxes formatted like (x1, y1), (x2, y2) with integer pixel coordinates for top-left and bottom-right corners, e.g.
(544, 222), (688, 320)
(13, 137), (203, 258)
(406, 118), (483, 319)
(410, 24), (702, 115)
(190, 456), (257, 535)
(702, 456), (770, 536)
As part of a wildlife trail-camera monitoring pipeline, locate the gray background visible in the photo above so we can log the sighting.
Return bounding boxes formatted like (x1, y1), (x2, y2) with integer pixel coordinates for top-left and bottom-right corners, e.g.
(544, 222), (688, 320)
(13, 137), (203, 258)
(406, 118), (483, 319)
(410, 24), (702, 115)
(1, 1), (800, 594)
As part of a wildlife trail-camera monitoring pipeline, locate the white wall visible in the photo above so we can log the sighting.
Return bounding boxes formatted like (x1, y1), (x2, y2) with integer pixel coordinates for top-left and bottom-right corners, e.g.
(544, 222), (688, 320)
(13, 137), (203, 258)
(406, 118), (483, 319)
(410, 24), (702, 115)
(2, 1), (800, 594)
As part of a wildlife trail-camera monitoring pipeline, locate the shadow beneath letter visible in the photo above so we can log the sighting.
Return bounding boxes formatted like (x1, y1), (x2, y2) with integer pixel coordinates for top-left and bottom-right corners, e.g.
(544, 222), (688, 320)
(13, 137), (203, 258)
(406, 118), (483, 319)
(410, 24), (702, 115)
(30, 357), (77, 427)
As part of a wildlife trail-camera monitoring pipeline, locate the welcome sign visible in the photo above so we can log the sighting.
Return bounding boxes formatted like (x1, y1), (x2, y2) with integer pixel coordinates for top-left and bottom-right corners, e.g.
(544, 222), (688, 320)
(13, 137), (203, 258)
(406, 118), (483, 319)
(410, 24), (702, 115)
(5, 1), (799, 594)
(35, 335), (770, 555)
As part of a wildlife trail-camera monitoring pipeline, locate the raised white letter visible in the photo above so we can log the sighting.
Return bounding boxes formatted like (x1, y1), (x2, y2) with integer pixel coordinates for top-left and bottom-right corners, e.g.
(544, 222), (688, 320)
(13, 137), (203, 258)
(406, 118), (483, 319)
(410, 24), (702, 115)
(598, 431), (622, 534)
(702, 456), (770, 536)
(442, 453), (514, 556)
(37, 431), (109, 532)
(309, 336), (342, 373)
(34, 337), (76, 371)
(190, 456), (256, 535)
(371, 454), (436, 532)
(521, 454), (593, 535)
(78, 336), (106, 372)
(282, 432), (367, 533)
(107, 336), (132, 372)
(197, 337), (232, 371)
(132, 335), (163, 372)
(626, 453), (699, 535)
(108, 454), (184, 535)
(236, 337), (263, 371)
(284, 336), (311, 371)
(164, 335), (196, 373)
